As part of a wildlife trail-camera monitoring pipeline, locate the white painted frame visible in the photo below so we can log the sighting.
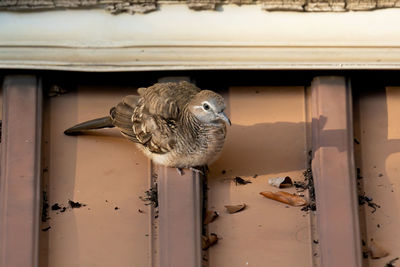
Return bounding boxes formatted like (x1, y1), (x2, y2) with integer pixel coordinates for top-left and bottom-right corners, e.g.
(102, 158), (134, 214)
(1, 5), (400, 71)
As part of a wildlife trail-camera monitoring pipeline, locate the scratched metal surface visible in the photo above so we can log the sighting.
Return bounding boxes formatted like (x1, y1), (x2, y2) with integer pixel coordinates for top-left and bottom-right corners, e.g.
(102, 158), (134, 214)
(206, 86), (313, 267)
(39, 85), (151, 267)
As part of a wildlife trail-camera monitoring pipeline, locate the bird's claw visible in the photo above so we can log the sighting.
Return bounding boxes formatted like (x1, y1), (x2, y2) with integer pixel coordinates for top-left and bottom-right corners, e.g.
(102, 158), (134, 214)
(190, 167), (204, 175)
(176, 168), (184, 176)
(176, 167), (205, 176)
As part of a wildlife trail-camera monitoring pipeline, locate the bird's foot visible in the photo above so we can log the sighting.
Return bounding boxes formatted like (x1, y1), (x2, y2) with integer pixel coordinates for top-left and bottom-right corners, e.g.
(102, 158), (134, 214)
(204, 165), (209, 174)
(190, 167), (205, 175)
(176, 166), (207, 176)
(176, 168), (184, 176)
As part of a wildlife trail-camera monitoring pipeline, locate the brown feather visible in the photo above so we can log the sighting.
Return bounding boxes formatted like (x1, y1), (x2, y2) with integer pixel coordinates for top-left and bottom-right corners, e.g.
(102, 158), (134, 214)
(138, 81), (200, 119)
(64, 81), (229, 168)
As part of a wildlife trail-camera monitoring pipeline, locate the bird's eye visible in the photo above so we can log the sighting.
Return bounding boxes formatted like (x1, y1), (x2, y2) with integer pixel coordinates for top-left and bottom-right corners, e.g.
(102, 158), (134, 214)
(203, 103), (210, 110)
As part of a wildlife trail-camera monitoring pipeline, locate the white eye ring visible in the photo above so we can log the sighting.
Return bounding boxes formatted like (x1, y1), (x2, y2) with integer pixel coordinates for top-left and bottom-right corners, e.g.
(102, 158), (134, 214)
(203, 103), (210, 111)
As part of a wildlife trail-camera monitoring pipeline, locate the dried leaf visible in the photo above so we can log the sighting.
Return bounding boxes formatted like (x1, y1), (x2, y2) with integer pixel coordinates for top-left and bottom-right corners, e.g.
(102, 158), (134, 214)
(42, 226), (51, 232)
(224, 204), (246, 214)
(268, 176), (293, 188)
(369, 240), (389, 259)
(202, 233), (218, 250)
(260, 191), (307, 206)
(204, 210), (219, 224)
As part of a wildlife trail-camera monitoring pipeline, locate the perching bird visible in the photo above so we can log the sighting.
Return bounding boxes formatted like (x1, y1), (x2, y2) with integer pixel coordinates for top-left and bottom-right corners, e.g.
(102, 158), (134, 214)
(64, 81), (231, 173)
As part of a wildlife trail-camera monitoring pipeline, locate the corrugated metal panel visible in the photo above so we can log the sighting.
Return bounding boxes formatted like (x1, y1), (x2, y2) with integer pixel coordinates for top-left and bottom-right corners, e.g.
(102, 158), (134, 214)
(311, 77), (362, 267)
(354, 85), (400, 267)
(0, 76), (42, 267)
(39, 85), (151, 267)
(206, 86), (313, 267)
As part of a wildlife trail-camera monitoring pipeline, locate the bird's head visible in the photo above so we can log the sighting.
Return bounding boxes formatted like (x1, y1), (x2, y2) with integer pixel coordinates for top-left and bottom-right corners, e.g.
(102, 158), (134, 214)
(188, 90), (231, 126)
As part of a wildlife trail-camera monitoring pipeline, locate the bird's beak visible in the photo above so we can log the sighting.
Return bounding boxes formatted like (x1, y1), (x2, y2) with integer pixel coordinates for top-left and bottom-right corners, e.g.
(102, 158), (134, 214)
(218, 112), (231, 126)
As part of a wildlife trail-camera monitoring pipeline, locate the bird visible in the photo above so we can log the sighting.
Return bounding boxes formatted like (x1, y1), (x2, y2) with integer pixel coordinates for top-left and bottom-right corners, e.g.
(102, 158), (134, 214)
(64, 81), (231, 174)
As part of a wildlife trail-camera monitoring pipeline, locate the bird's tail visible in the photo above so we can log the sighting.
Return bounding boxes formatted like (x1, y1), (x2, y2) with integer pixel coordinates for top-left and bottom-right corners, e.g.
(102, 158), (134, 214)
(64, 116), (114, 135)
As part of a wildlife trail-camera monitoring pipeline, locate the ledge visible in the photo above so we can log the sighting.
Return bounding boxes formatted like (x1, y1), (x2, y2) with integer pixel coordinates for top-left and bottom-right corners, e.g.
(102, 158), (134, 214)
(1, 0), (400, 12)
(2, 6), (400, 71)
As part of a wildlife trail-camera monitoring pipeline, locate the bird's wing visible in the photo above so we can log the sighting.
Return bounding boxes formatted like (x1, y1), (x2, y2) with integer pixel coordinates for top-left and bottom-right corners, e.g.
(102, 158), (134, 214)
(130, 81), (200, 154)
(113, 82), (199, 154)
(110, 93), (177, 154)
(128, 96), (179, 154)
(133, 111), (178, 154)
(110, 95), (140, 142)
(137, 81), (200, 119)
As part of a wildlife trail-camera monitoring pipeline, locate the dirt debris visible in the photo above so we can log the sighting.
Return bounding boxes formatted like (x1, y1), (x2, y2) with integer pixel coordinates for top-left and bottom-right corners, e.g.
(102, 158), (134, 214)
(234, 176), (251, 185)
(41, 191), (50, 222)
(140, 184), (158, 208)
(295, 168), (316, 212)
(386, 257), (399, 267)
(359, 193), (380, 213)
(356, 167), (381, 213)
(68, 200), (86, 209)
(140, 184), (159, 218)
(52, 203), (68, 213)
(44, 200), (85, 218)
(42, 226), (51, 232)
(51, 203), (62, 210)
(357, 168), (363, 179)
